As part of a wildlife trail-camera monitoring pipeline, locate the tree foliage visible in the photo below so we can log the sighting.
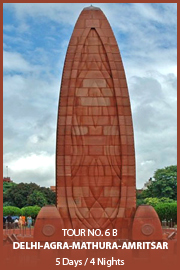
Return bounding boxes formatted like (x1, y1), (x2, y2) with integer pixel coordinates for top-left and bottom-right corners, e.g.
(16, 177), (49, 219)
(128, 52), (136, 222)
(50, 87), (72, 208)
(3, 206), (22, 216)
(27, 190), (47, 207)
(141, 165), (177, 200)
(3, 206), (41, 219)
(3, 182), (17, 194)
(40, 186), (56, 205)
(21, 206), (41, 219)
(143, 197), (176, 207)
(154, 203), (177, 223)
(3, 182), (56, 208)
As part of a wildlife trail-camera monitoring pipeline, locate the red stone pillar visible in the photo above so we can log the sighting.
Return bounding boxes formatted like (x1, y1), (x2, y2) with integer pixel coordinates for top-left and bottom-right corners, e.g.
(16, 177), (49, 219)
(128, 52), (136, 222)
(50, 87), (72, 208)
(56, 6), (136, 239)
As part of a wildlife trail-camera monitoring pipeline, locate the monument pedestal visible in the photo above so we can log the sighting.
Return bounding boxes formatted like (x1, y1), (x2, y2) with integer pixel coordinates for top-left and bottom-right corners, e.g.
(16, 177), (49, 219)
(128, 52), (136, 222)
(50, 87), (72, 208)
(34, 205), (162, 241)
(132, 205), (163, 240)
(34, 205), (64, 241)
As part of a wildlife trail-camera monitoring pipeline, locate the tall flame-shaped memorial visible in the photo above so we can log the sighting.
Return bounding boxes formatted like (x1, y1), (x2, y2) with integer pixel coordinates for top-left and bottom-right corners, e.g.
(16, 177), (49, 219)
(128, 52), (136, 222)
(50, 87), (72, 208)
(56, 6), (136, 239)
(34, 6), (162, 241)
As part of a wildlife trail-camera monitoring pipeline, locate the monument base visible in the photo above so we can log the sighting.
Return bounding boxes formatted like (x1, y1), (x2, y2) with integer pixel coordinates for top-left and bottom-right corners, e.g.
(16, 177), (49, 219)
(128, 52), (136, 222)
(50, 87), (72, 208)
(132, 205), (163, 240)
(33, 205), (65, 241)
(34, 205), (163, 241)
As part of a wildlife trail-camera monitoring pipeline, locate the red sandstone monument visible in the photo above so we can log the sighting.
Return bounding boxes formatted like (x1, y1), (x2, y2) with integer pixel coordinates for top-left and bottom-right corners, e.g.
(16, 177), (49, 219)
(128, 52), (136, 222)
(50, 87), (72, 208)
(34, 6), (162, 241)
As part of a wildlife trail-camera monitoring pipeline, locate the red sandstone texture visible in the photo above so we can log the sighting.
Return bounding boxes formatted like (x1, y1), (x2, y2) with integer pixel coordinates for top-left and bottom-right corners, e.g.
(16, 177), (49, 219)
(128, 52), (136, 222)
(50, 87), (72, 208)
(56, 6), (136, 239)
(132, 205), (163, 240)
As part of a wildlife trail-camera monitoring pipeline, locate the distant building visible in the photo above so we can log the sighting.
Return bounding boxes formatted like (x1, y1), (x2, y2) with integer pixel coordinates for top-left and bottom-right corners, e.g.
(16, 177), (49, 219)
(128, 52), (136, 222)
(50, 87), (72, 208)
(142, 178), (153, 190)
(136, 189), (143, 195)
(50, 186), (56, 192)
(3, 177), (13, 183)
(136, 178), (153, 194)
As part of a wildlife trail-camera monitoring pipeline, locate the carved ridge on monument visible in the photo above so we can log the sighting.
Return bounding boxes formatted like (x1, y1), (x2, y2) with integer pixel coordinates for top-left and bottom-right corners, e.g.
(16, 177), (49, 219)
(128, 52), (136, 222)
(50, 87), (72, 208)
(67, 28), (122, 228)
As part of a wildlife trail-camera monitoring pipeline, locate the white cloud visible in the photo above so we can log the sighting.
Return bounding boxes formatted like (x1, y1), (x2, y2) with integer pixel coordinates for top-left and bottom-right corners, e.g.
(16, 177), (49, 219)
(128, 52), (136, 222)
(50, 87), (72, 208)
(130, 71), (177, 187)
(3, 3), (86, 25)
(132, 3), (177, 24)
(3, 24), (16, 32)
(9, 152), (54, 171)
(141, 160), (155, 166)
(3, 152), (55, 186)
(3, 51), (29, 72)
(3, 50), (37, 73)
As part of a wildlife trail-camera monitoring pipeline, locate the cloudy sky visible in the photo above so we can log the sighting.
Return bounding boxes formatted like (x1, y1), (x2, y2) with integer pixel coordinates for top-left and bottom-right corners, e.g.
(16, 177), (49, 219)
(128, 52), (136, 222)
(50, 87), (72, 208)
(3, 3), (177, 189)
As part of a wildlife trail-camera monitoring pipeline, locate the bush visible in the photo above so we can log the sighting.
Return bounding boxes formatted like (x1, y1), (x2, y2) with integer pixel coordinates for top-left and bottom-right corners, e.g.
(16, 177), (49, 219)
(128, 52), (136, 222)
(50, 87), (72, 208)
(21, 206), (41, 219)
(136, 199), (145, 206)
(3, 206), (22, 216)
(154, 203), (177, 223)
(143, 197), (176, 207)
(3, 205), (41, 219)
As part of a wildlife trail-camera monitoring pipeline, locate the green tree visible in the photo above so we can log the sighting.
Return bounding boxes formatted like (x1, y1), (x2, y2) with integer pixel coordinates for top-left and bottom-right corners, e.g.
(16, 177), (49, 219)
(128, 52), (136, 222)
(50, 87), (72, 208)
(27, 190), (47, 207)
(154, 203), (177, 223)
(3, 182), (17, 194)
(21, 206), (41, 219)
(3, 206), (22, 216)
(142, 165), (177, 200)
(39, 186), (56, 205)
(3, 182), (56, 207)
(3, 182), (17, 206)
(3, 182), (41, 208)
